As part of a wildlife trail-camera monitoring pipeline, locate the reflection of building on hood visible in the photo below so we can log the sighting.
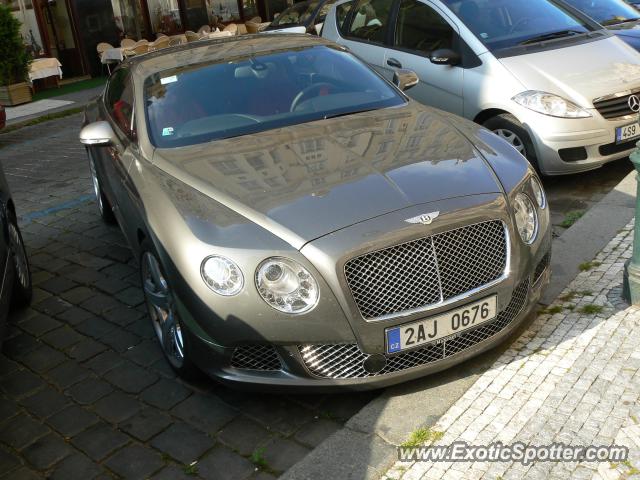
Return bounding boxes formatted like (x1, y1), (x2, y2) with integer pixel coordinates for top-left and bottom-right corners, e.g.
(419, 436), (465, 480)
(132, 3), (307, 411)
(169, 108), (471, 214)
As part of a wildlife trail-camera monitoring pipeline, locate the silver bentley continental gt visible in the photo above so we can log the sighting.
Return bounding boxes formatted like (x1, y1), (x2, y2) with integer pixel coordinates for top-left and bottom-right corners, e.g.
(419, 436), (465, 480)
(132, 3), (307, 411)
(79, 34), (551, 390)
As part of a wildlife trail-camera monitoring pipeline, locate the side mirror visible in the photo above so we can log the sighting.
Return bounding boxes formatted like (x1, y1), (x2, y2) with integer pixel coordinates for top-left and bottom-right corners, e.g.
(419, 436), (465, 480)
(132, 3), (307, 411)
(79, 121), (115, 146)
(429, 48), (461, 66)
(393, 69), (419, 92)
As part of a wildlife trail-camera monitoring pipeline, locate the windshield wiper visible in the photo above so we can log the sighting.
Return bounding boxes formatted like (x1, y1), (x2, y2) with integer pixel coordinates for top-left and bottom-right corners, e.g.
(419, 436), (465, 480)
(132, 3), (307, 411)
(519, 29), (584, 45)
(323, 108), (379, 120)
(602, 17), (640, 26)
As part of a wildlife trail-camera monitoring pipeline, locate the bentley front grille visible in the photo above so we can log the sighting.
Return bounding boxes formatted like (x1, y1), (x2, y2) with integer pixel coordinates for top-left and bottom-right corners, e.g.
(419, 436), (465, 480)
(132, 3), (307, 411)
(298, 278), (530, 379)
(230, 344), (282, 371)
(344, 220), (507, 320)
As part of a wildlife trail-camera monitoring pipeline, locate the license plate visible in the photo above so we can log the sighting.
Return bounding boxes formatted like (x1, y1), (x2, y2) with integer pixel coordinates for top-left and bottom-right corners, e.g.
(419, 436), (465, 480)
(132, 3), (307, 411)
(385, 295), (497, 354)
(616, 122), (640, 143)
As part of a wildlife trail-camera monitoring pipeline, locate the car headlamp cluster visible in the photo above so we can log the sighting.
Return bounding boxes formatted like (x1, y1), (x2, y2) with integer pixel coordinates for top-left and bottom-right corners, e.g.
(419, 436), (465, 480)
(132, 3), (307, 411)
(256, 257), (319, 313)
(201, 255), (320, 314)
(530, 176), (546, 209)
(513, 91), (591, 119)
(513, 192), (538, 244)
(201, 255), (244, 296)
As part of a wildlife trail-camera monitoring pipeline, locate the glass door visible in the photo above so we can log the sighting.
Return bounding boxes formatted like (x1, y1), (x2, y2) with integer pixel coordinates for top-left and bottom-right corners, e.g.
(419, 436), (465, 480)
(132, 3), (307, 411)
(38, 0), (87, 77)
(147, 0), (183, 34)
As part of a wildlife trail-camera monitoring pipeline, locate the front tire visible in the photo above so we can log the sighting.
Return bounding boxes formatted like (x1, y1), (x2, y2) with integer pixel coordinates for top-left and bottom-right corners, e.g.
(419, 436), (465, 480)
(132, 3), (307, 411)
(8, 211), (32, 307)
(483, 113), (540, 172)
(139, 239), (199, 379)
(87, 148), (116, 224)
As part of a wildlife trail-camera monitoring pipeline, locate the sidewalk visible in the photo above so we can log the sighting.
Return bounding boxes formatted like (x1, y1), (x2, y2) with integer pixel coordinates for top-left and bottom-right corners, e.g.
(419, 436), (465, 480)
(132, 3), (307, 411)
(383, 221), (639, 480)
(4, 85), (104, 126)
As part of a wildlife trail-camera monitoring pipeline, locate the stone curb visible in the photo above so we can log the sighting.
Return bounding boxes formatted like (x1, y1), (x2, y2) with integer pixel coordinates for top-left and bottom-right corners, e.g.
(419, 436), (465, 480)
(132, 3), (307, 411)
(280, 166), (638, 480)
(541, 168), (636, 305)
(4, 103), (86, 130)
(3, 85), (104, 129)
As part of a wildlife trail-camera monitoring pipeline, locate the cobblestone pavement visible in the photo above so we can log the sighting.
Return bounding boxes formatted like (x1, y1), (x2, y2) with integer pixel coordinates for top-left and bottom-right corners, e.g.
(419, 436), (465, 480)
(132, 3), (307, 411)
(0, 117), (376, 479)
(384, 221), (640, 480)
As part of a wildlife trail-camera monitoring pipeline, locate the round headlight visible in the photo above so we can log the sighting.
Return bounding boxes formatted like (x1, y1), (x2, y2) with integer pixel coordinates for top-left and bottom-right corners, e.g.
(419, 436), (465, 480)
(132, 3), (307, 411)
(513, 193), (538, 244)
(256, 257), (319, 314)
(530, 177), (546, 209)
(201, 255), (244, 296)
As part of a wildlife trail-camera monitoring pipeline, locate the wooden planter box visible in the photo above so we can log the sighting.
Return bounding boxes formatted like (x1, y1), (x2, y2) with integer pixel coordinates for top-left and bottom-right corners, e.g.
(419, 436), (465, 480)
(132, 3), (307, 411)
(0, 82), (32, 106)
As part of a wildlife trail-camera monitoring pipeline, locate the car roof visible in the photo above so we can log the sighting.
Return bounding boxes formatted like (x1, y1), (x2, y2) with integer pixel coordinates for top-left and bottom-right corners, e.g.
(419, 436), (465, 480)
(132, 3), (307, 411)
(129, 33), (340, 79)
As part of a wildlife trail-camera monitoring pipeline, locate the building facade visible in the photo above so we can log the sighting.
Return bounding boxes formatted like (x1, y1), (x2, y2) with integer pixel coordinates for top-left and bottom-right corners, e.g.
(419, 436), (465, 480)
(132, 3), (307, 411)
(2, 0), (291, 78)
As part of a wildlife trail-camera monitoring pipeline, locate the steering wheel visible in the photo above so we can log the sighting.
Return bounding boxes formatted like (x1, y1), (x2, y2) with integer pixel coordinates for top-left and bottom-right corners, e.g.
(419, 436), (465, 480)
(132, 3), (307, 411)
(290, 82), (336, 112)
(510, 17), (531, 34)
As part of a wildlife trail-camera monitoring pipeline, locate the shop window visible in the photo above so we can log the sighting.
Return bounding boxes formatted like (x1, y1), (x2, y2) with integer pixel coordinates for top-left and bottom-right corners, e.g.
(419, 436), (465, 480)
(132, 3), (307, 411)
(148, 0), (183, 34)
(211, 0), (241, 21)
(184, 0), (213, 31)
(110, 0), (148, 39)
(1, 0), (44, 56)
(241, 0), (259, 19)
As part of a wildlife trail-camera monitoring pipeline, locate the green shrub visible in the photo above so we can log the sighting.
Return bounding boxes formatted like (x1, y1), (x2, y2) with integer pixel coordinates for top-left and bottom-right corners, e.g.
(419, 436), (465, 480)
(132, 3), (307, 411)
(0, 4), (30, 86)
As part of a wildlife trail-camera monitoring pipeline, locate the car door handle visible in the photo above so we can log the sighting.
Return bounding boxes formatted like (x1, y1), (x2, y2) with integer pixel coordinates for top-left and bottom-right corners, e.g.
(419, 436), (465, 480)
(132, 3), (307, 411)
(387, 58), (402, 68)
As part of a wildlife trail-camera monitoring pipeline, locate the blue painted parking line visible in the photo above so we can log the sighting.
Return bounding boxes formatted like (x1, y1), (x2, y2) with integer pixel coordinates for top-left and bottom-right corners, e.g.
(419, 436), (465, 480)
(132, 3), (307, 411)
(19, 194), (94, 224)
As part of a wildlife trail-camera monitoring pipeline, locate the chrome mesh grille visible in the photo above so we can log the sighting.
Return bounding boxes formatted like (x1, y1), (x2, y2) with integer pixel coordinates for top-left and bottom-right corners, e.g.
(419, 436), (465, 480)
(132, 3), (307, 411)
(593, 91), (640, 120)
(230, 345), (282, 371)
(299, 279), (529, 379)
(344, 220), (507, 320)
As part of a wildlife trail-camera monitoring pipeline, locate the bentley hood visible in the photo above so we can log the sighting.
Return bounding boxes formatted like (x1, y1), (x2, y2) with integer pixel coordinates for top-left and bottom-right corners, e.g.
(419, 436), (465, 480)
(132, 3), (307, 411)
(152, 103), (503, 248)
(498, 35), (640, 108)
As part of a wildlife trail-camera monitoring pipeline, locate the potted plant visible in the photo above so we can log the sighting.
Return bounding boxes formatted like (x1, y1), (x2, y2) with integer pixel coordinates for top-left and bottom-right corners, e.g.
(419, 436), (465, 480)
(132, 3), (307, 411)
(0, 3), (32, 106)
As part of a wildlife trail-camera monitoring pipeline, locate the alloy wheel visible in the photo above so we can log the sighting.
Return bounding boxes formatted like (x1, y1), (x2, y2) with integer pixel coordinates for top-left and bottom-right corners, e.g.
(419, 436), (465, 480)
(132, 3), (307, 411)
(141, 251), (185, 368)
(8, 222), (29, 289)
(493, 128), (527, 156)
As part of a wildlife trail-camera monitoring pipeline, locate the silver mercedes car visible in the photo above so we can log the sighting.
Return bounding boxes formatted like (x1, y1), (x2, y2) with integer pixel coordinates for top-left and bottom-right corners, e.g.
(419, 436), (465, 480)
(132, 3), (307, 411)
(79, 34), (550, 390)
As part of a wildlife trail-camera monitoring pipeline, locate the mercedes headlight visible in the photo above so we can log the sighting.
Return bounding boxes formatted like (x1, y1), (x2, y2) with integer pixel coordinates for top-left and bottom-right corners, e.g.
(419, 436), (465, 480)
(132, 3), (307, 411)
(513, 91), (591, 118)
(201, 255), (244, 296)
(256, 257), (319, 314)
(513, 193), (538, 244)
(530, 176), (546, 209)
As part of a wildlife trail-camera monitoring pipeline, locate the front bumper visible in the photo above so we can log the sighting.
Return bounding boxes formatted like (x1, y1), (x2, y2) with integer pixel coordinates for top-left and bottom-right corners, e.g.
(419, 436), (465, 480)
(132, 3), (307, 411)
(516, 106), (636, 175)
(179, 251), (550, 392)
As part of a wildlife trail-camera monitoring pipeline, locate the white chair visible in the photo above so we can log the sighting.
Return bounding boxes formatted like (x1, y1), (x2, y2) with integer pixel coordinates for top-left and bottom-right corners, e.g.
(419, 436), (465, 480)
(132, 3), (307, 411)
(97, 42), (115, 74)
(123, 43), (149, 57)
(208, 30), (233, 38)
(223, 23), (238, 35)
(121, 38), (136, 49)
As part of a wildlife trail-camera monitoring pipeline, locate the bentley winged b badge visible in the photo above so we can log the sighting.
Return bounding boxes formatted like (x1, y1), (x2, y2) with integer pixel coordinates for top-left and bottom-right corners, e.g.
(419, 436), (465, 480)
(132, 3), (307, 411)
(404, 211), (440, 225)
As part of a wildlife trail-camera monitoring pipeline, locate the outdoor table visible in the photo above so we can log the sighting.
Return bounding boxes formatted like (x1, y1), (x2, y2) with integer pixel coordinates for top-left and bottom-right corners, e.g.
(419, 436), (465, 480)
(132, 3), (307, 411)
(100, 47), (124, 64)
(28, 58), (62, 85)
